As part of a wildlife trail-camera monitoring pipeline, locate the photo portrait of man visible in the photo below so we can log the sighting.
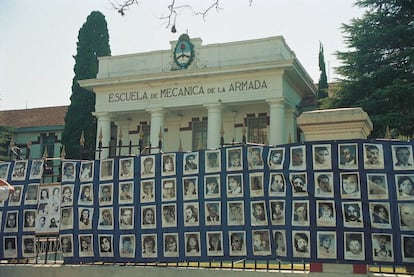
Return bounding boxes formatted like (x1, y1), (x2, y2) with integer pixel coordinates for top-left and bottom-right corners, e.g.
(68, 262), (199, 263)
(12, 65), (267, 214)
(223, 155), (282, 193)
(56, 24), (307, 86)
(251, 201), (267, 226)
(249, 172), (264, 197)
(3, 236), (17, 258)
(29, 160), (44, 180)
(141, 180), (155, 202)
(183, 177), (198, 200)
(226, 147), (243, 171)
(363, 144), (384, 169)
(314, 172), (334, 197)
(99, 183), (113, 204)
(141, 156), (155, 178)
(22, 236), (36, 257)
(205, 150), (221, 173)
(399, 203), (414, 231)
(247, 146), (264, 169)
(372, 234), (393, 261)
(392, 145), (414, 170)
(269, 173), (285, 196)
(402, 235), (414, 262)
(205, 175), (220, 199)
(228, 201), (244, 226)
(207, 232), (223, 256)
(8, 185), (22, 206)
(119, 207), (134, 229)
(313, 144), (331, 170)
(25, 183), (39, 204)
(5, 211), (18, 232)
(289, 145), (306, 170)
(227, 174), (243, 197)
(162, 204), (176, 227)
(205, 202), (220, 225)
(290, 173), (308, 196)
(119, 158), (134, 180)
(23, 210), (36, 230)
(343, 202), (363, 228)
(292, 231), (310, 258)
(141, 206), (156, 229)
(252, 230), (271, 255)
(61, 161), (76, 182)
(98, 208), (113, 230)
(229, 231), (246, 256)
(99, 159), (114, 180)
(184, 203), (199, 227)
(60, 207), (73, 230)
(273, 230), (286, 257)
(12, 160), (28, 181)
(162, 178), (176, 201)
(268, 148), (284, 169)
(183, 152), (199, 174)
(142, 234), (157, 258)
(119, 182), (133, 203)
(344, 232), (364, 260)
(270, 200), (285, 225)
(339, 143), (358, 169)
(367, 174), (388, 199)
(185, 232), (201, 257)
(292, 201), (309, 226)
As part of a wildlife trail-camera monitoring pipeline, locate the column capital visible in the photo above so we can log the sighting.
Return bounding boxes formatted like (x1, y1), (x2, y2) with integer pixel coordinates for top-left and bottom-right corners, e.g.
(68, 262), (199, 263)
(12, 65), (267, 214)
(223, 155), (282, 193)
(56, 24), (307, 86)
(266, 97), (286, 106)
(146, 107), (165, 115)
(203, 102), (222, 110)
(92, 112), (112, 120)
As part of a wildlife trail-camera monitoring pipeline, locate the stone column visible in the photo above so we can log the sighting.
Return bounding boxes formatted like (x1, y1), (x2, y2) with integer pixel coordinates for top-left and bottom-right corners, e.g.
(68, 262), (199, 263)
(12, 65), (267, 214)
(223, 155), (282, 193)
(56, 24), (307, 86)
(94, 112), (112, 159)
(267, 98), (286, 146)
(148, 108), (165, 150)
(115, 121), (132, 156)
(205, 103), (222, 149)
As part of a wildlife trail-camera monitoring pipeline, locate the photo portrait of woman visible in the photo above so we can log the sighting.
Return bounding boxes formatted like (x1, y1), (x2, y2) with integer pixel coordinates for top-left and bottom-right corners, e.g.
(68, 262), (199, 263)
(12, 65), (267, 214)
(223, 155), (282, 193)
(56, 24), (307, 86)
(184, 203), (199, 227)
(340, 172), (361, 199)
(273, 230), (286, 257)
(141, 180), (155, 202)
(79, 235), (94, 257)
(269, 173), (285, 196)
(396, 175), (414, 200)
(399, 203), (414, 231)
(369, 203), (391, 228)
(251, 201), (267, 226)
(162, 153), (176, 176)
(183, 152), (199, 174)
(317, 201), (336, 227)
(252, 230), (271, 255)
(247, 146), (264, 170)
(267, 148), (284, 169)
(79, 184), (93, 204)
(79, 161), (94, 182)
(164, 233), (179, 257)
(142, 206), (156, 229)
(142, 234), (157, 258)
(226, 147), (243, 171)
(226, 174), (243, 197)
(60, 235), (73, 257)
(207, 232), (223, 256)
(79, 208), (93, 230)
(317, 232), (336, 259)
(183, 177), (198, 200)
(185, 232), (201, 256)
(292, 231), (310, 258)
(292, 201), (309, 226)
(119, 235), (135, 258)
(99, 235), (114, 257)
(162, 204), (176, 227)
(141, 155), (155, 178)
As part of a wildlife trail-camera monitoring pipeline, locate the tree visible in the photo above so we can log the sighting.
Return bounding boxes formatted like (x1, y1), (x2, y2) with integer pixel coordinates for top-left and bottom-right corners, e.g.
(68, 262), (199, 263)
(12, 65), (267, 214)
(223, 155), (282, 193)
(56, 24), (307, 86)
(324, 0), (414, 138)
(0, 126), (12, 160)
(318, 42), (329, 100)
(62, 11), (111, 159)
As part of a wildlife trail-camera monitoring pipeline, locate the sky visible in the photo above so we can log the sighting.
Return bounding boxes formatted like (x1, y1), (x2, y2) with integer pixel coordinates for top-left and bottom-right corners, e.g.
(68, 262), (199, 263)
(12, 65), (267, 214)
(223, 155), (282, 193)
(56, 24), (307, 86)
(0, 0), (364, 111)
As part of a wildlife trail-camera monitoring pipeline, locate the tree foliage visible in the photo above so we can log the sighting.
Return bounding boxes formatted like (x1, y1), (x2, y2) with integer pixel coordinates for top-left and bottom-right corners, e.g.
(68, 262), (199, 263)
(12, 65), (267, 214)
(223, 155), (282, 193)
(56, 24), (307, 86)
(0, 126), (13, 160)
(322, 0), (414, 138)
(62, 11), (111, 159)
(318, 42), (329, 100)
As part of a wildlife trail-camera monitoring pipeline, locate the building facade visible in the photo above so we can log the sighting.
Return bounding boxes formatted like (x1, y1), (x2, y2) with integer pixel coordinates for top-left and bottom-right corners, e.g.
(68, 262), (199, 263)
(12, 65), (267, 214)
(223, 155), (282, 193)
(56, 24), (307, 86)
(79, 35), (317, 158)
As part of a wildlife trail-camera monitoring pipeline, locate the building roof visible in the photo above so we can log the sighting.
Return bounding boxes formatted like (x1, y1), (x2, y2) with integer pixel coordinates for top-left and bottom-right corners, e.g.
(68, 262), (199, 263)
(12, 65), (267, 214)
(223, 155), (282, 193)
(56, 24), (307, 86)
(0, 106), (68, 128)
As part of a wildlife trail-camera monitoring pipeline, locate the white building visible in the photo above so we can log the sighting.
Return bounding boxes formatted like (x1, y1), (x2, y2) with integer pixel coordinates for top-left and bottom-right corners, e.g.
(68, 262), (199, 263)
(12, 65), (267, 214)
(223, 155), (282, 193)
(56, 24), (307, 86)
(79, 34), (317, 158)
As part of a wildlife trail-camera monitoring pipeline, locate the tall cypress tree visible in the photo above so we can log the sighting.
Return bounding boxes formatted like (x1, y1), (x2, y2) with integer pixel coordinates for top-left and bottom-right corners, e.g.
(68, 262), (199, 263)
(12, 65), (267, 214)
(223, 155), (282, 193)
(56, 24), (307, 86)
(62, 11), (111, 159)
(318, 42), (329, 100)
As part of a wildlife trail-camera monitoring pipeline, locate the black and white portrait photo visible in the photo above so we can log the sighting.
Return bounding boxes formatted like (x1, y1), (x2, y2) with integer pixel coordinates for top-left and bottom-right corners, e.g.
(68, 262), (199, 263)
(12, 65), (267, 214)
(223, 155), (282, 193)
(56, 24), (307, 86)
(267, 147), (285, 169)
(79, 183), (93, 205)
(205, 150), (221, 173)
(314, 172), (334, 198)
(61, 184), (73, 206)
(60, 207), (73, 230)
(273, 230), (287, 257)
(25, 183), (39, 205)
(392, 145), (414, 170)
(183, 152), (199, 174)
(229, 231), (246, 256)
(119, 206), (134, 229)
(163, 233), (179, 257)
(8, 185), (23, 206)
(317, 232), (337, 259)
(367, 174), (388, 199)
(120, 235), (135, 258)
(23, 209), (36, 231)
(251, 201), (267, 226)
(162, 204), (176, 227)
(119, 157), (134, 180)
(207, 231), (223, 256)
(99, 183), (113, 205)
(369, 202), (391, 228)
(292, 201), (309, 226)
(228, 201), (244, 226)
(395, 174), (414, 200)
(343, 202), (364, 228)
(119, 182), (133, 203)
(227, 174), (243, 197)
(61, 161), (76, 182)
(162, 153), (176, 176)
(252, 229), (271, 256)
(0, 162), (10, 179)
(317, 200), (336, 227)
(79, 235), (94, 257)
(99, 235), (114, 257)
(344, 232), (365, 261)
(142, 234), (157, 258)
(205, 201), (221, 225)
(29, 160), (44, 180)
(269, 173), (286, 196)
(399, 203), (414, 231)
(141, 180), (155, 202)
(249, 172), (264, 197)
(12, 160), (28, 181)
(184, 202), (199, 227)
(402, 235), (414, 262)
(60, 235), (74, 257)
(363, 143), (384, 169)
(185, 232), (201, 257)
(290, 173), (308, 197)
(141, 155), (155, 178)
(162, 178), (176, 202)
(372, 233), (393, 262)
(312, 144), (332, 170)
(183, 177), (198, 200)
(292, 231), (310, 258)
(3, 236), (17, 258)
(270, 200), (285, 225)
(289, 145), (306, 170)
(226, 147), (243, 171)
(340, 172), (361, 199)
(338, 143), (358, 169)
(98, 207), (113, 230)
(79, 207), (93, 230)
(142, 205), (156, 229)
(247, 146), (264, 170)
(79, 160), (94, 182)
(99, 159), (114, 181)
(204, 175), (220, 199)
(4, 210), (18, 232)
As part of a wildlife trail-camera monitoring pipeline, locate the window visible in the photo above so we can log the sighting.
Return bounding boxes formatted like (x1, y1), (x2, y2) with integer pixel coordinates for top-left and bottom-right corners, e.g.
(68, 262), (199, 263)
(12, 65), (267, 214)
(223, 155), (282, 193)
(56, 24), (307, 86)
(247, 117), (267, 144)
(192, 121), (207, 150)
(41, 133), (56, 158)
